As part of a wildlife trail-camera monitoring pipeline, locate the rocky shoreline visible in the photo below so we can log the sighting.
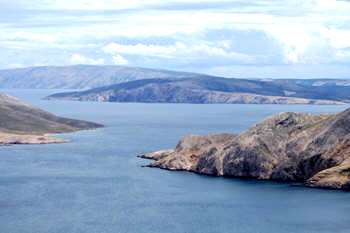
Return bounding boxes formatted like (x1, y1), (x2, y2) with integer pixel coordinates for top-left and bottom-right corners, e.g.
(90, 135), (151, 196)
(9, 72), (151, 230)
(0, 133), (68, 146)
(140, 109), (350, 190)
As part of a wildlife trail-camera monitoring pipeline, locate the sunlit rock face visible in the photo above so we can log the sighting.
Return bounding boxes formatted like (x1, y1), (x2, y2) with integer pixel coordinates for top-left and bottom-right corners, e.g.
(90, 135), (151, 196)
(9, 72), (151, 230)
(142, 109), (350, 190)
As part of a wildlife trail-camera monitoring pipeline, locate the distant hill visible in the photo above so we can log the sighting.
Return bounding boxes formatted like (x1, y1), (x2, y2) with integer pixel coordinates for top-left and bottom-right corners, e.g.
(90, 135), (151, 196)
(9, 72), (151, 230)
(0, 93), (102, 144)
(1, 65), (349, 91)
(0, 65), (204, 89)
(46, 76), (348, 105)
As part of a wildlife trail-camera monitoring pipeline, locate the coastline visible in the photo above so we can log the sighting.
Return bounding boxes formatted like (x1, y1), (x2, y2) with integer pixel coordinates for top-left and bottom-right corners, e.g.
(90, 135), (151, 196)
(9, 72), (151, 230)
(0, 132), (68, 145)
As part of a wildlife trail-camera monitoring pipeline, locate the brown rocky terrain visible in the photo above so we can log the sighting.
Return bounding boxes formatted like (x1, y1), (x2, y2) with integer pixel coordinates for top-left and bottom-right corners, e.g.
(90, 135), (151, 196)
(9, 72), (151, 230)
(0, 93), (102, 145)
(140, 109), (350, 190)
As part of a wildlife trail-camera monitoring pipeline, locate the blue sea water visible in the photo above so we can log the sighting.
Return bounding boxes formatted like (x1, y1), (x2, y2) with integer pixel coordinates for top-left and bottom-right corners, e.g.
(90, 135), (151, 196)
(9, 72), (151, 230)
(0, 89), (350, 233)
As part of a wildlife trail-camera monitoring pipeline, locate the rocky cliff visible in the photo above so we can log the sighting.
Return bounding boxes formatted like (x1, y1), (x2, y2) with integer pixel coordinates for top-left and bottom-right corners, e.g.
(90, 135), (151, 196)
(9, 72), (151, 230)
(141, 109), (350, 190)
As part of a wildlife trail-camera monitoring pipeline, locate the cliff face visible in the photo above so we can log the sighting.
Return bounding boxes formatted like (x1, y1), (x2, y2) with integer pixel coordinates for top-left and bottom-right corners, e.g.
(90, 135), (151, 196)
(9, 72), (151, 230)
(0, 93), (102, 145)
(141, 109), (350, 190)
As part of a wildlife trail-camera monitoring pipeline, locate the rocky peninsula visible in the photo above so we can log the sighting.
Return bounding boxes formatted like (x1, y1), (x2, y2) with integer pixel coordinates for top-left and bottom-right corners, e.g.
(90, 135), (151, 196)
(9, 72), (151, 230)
(0, 93), (102, 145)
(141, 109), (350, 190)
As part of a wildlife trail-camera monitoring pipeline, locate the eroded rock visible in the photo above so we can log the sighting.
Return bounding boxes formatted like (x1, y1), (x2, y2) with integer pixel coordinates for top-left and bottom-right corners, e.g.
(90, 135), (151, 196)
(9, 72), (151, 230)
(141, 109), (350, 190)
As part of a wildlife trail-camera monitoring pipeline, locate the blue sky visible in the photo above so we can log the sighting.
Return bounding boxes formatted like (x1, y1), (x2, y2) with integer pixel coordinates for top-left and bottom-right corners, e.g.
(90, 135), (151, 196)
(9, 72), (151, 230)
(0, 0), (350, 78)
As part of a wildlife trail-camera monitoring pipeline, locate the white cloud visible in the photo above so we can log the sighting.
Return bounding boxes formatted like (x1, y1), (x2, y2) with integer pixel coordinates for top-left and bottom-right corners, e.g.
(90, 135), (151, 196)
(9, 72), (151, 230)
(6, 63), (27, 69)
(265, 25), (312, 64)
(70, 53), (105, 65)
(1, 0), (350, 78)
(0, 31), (59, 47)
(18, 0), (150, 10)
(112, 54), (129, 65)
(14, 0), (239, 10)
(202, 64), (350, 79)
(265, 24), (350, 64)
(13, 31), (58, 43)
(103, 42), (180, 58)
(103, 42), (254, 63)
(335, 49), (350, 62)
(306, 0), (350, 11)
(321, 28), (350, 49)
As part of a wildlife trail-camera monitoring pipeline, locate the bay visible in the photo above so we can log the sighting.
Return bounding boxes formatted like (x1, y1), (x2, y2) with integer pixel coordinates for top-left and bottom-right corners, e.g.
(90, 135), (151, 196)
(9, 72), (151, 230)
(0, 89), (349, 233)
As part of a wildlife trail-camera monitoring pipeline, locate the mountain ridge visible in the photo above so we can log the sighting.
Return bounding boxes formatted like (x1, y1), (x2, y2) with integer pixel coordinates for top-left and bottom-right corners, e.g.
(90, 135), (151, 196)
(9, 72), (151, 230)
(0, 65), (209, 89)
(46, 76), (348, 105)
(1, 65), (350, 90)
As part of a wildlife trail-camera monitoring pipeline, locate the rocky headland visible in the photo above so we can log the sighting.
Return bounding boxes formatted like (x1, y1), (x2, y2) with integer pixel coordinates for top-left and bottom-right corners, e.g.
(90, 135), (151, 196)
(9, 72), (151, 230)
(140, 109), (350, 190)
(0, 93), (102, 145)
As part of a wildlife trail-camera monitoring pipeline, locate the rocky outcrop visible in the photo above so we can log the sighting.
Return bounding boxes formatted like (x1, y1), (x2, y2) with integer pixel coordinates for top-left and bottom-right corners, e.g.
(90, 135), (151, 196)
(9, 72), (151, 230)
(140, 134), (237, 173)
(307, 160), (350, 189)
(141, 109), (350, 190)
(0, 93), (102, 145)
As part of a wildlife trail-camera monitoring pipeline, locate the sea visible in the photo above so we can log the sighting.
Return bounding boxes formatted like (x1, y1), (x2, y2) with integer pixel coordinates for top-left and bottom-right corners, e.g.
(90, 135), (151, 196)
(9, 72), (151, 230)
(0, 89), (349, 233)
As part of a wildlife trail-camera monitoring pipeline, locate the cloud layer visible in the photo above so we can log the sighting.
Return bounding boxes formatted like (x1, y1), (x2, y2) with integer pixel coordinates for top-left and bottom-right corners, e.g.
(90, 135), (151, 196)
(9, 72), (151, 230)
(0, 0), (350, 78)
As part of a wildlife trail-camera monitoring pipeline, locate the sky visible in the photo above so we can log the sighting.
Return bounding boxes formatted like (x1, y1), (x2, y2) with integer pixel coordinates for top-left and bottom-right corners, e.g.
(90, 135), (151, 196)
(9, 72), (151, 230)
(0, 0), (350, 78)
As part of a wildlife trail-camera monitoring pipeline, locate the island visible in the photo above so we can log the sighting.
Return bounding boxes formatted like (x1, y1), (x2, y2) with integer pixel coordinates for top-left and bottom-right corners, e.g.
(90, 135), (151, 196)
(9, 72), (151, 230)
(0, 93), (102, 145)
(140, 108), (350, 190)
(46, 77), (348, 105)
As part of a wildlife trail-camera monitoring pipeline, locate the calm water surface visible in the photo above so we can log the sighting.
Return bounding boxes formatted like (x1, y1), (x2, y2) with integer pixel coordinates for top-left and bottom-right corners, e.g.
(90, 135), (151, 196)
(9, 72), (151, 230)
(1, 89), (350, 233)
